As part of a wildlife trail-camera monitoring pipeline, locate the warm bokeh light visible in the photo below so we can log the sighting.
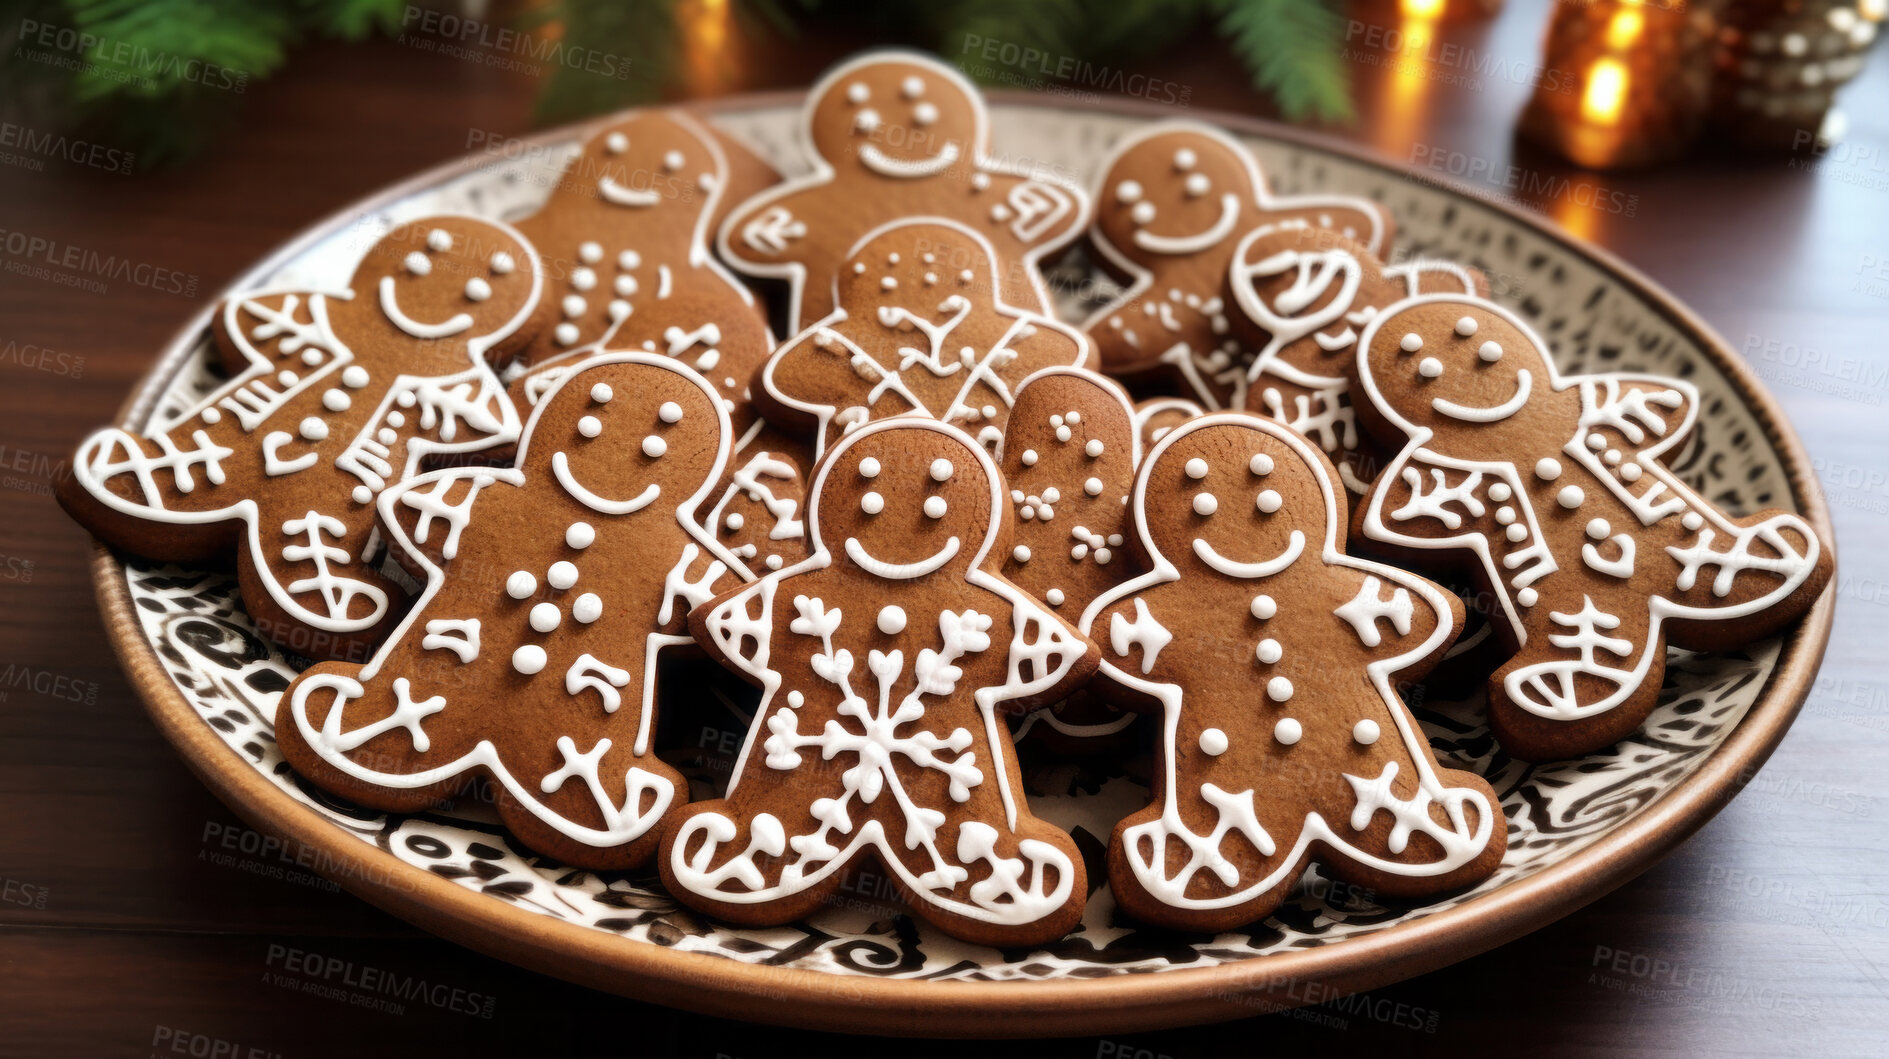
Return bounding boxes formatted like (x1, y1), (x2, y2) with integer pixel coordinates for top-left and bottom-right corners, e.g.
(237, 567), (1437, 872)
(1401, 0), (1447, 16)
(1581, 58), (1629, 125)
(1604, 8), (1645, 49)
(1373, 10), (1439, 156)
(681, 0), (734, 95)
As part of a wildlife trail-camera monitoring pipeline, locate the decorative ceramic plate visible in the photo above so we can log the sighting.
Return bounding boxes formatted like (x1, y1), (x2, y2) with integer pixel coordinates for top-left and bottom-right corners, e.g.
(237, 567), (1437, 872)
(90, 93), (1835, 1037)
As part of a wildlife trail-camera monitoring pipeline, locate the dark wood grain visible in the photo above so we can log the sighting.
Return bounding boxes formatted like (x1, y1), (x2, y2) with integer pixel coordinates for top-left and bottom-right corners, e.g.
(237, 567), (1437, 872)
(3, 2), (1887, 1052)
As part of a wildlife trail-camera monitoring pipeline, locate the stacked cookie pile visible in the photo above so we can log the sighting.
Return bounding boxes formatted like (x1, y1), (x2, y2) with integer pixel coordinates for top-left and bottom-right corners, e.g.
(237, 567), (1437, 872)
(60, 51), (1831, 947)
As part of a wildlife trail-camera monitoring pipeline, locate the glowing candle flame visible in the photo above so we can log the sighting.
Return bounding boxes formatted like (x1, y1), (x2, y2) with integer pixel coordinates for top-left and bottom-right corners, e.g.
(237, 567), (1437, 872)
(1581, 57), (1628, 125)
(1401, 0), (1446, 16)
(1604, 8), (1645, 49)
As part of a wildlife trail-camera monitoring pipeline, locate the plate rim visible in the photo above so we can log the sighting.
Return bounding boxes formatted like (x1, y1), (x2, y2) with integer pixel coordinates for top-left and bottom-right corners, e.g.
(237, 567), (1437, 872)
(88, 89), (1837, 1038)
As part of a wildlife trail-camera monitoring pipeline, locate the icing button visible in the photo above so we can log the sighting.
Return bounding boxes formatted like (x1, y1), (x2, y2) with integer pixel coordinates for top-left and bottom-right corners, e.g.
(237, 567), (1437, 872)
(1273, 718), (1302, 745)
(1199, 728), (1229, 756)
(511, 644), (547, 675)
(1352, 719), (1380, 746)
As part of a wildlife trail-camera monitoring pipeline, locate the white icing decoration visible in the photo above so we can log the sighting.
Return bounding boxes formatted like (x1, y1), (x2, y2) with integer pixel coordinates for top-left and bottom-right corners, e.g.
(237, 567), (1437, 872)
(572, 593), (603, 623)
(1199, 728), (1228, 755)
(566, 521), (596, 549)
(512, 644), (547, 675)
(1273, 718), (1301, 745)
(421, 619), (481, 663)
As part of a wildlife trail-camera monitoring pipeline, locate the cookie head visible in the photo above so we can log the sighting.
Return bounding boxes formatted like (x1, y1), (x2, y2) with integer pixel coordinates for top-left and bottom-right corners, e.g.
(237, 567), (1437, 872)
(586, 113), (715, 213)
(837, 221), (994, 311)
(1230, 222), (1366, 337)
(810, 55), (983, 180)
(525, 356), (728, 516)
(1140, 418), (1327, 582)
(350, 217), (540, 361)
(1096, 128), (1252, 259)
(816, 421), (998, 581)
(1362, 298), (1551, 437)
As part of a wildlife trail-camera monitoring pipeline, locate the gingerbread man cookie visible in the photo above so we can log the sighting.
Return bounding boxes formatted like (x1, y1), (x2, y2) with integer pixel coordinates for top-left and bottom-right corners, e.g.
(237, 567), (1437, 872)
(998, 367), (1142, 747)
(1083, 121), (1392, 412)
(277, 353), (747, 868)
(758, 218), (1091, 461)
(662, 418), (1098, 947)
(1084, 413), (1505, 931)
(718, 50), (1090, 334)
(1232, 221), (1484, 496)
(1353, 295), (1832, 760)
(60, 217), (541, 661)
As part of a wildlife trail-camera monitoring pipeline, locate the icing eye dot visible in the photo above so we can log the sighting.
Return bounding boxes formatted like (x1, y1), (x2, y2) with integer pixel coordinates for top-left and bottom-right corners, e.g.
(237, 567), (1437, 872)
(1131, 202), (1156, 225)
(1084, 477), (1104, 496)
(464, 278), (491, 301)
(1085, 439), (1104, 457)
(1116, 180), (1143, 203)
(901, 75), (924, 98)
(489, 251), (515, 274)
(403, 251), (431, 276)
(846, 81), (869, 103)
(1199, 728), (1229, 756)
(877, 605), (907, 635)
(572, 593), (603, 623)
(566, 521), (596, 549)
(1353, 720), (1381, 745)
(1399, 332), (1424, 353)
(861, 491), (884, 515)
(659, 401), (683, 424)
(1418, 357), (1443, 379)
(1249, 453), (1274, 475)
(859, 457), (881, 478)
(1184, 173), (1210, 197)
(577, 415), (602, 438)
(1488, 482), (1512, 502)
(427, 229), (453, 252)
(1185, 458), (1210, 480)
(1021, 449), (1038, 466)
(1479, 340), (1504, 362)
(1517, 587), (1540, 607)
(1255, 638), (1282, 664)
(642, 435), (667, 458)
(1268, 677), (1294, 702)
(1273, 717), (1302, 745)
(662, 150), (685, 172)
(1557, 485), (1585, 508)
(352, 486), (372, 505)
(512, 645), (547, 675)
(591, 383), (613, 404)
(506, 571), (537, 599)
(924, 495), (948, 519)
(1251, 594), (1276, 620)
(1586, 518), (1611, 539)
(1455, 316), (1479, 336)
(1192, 492), (1218, 516)
(913, 102), (939, 125)
(929, 458), (954, 482)
(605, 132), (628, 154)
(529, 602), (561, 633)
(854, 108), (880, 133)
(1174, 147), (1197, 169)
(1535, 458), (1562, 480)
(1256, 489), (1282, 513)
(547, 561), (579, 590)
(299, 417), (328, 442)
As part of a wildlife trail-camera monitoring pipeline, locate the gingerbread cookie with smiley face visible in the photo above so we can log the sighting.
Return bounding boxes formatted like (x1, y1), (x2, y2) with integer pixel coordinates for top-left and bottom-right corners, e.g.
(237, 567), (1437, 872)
(277, 353), (748, 868)
(1232, 221), (1485, 497)
(60, 217), (542, 661)
(1083, 121), (1392, 412)
(1351, 295), (1832, 760)
(1083, 413), (1505, 931)
(718, 50), (1091, 334)
(758, 218), (1091, 461)
(662, 417), (1098, 947)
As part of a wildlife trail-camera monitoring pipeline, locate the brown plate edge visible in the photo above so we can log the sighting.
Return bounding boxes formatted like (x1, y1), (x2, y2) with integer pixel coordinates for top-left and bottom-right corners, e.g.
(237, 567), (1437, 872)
(85, 91), (1838, 1038)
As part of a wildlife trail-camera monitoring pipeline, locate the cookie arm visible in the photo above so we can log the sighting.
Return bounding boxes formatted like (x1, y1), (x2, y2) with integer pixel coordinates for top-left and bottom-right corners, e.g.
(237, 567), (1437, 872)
(1359, 449), (1497, 547)
(1077, 570), (1180, 712)
(1331, 560), (1462, 681)
(976, 591), (1099, 717)
(1579, 375), (1698, 463)
(375, 466), (519, 577)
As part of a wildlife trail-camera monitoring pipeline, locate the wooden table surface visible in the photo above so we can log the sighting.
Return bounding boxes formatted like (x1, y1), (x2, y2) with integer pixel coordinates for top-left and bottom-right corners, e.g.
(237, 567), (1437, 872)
(4, 3), (1886, 1054)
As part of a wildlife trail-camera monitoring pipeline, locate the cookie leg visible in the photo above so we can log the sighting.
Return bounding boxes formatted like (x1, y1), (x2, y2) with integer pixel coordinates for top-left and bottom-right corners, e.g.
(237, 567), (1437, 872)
(660, 795), (853, 927)
(277, 661), (471, 813)
(1107, 787), (1310, 932)
(1663, 509), (1829, 646)
(1492, 595), (1660, 760)
(876, 811), (1085, 948)
(1317, 755), (1505, 903)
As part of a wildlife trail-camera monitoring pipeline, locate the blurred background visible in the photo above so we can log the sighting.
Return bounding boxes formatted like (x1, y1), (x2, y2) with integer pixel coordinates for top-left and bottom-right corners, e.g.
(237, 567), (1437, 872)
(2, 0), (1888, 1054)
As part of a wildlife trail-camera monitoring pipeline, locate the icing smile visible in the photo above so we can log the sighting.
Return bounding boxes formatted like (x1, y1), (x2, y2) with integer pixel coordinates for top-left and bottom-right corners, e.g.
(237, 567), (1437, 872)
(1134, 192), (1239, 255)
(553, 451), (660, 514)
(598, 175), (663, 207)
(1191, 529), (1304, 578)
(858, 141), (961, 179)
(845, 535), (960, 578)
(379, 277), (473, 338)
(1432, 368), (1532, 423)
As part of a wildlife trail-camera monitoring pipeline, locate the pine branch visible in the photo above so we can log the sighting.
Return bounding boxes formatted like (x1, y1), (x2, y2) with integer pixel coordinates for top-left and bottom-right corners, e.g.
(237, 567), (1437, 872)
(531, 0), (679, 125)
(1210, 0), (1354, 124)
